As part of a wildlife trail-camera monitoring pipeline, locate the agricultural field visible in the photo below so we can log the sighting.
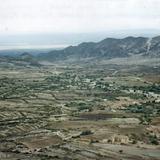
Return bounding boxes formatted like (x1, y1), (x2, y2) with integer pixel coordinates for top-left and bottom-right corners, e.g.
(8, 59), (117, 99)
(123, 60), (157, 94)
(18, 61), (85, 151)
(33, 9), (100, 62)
(0, 62), (160, 160)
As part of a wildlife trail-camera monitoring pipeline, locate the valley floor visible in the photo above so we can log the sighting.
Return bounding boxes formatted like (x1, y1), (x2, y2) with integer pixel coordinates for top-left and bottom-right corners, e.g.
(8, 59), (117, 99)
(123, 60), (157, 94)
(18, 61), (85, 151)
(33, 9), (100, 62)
(0, 62), (160, 160)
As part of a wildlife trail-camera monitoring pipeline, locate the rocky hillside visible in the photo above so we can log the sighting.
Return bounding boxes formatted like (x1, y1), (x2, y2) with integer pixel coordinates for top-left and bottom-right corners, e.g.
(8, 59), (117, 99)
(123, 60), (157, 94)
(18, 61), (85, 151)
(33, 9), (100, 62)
(38, 36), (160, 61)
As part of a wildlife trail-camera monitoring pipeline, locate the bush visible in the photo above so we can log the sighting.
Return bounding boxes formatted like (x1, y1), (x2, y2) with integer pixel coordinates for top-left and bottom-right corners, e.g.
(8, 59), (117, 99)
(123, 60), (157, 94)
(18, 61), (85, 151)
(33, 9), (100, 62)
(81, 130), (92, 136)
(149, 135), (159, 145)
(132, 140), (137, 144)
(151, 139), (159, 145)
(119, 150), (123, 153)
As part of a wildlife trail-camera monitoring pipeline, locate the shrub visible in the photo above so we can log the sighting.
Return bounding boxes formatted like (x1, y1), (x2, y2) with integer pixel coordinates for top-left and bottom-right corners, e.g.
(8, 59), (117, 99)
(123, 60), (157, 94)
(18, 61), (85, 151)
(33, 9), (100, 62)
(81, 130), (92, 136)
(150, 136), (159, 145)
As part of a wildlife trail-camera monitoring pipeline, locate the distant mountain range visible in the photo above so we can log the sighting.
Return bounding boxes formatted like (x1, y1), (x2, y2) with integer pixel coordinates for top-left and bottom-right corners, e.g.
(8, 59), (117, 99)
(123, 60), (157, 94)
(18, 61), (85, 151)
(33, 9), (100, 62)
(0, 35), (160, 66)
(38, 36), (160, 61)
(0, 52), (40, 67)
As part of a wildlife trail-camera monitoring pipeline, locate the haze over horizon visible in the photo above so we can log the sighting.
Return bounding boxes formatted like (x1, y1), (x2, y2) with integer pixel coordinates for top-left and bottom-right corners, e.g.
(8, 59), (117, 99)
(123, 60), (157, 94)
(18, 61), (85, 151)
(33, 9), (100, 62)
(0, 0), (160, 49)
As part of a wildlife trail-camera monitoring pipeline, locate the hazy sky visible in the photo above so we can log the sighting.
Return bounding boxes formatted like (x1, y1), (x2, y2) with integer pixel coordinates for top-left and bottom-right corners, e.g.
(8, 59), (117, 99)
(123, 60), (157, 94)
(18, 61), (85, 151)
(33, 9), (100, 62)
(0, 0), (160, 35)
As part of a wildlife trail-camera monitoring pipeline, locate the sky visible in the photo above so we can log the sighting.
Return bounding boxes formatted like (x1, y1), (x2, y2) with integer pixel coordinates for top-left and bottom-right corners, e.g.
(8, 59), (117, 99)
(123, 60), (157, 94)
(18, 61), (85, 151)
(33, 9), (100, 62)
(0, 0), (160, 34)
(0, 0), (160, 48)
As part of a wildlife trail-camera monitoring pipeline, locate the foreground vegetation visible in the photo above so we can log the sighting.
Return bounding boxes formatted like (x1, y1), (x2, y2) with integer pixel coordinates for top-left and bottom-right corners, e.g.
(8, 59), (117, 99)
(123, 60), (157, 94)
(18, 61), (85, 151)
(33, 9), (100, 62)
(0, 62), (160, 160)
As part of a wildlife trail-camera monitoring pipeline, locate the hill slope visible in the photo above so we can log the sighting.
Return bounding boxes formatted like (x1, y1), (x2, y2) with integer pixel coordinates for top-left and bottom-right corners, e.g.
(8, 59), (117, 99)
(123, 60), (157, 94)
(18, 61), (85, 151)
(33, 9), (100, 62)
(38, 36), (160, 61)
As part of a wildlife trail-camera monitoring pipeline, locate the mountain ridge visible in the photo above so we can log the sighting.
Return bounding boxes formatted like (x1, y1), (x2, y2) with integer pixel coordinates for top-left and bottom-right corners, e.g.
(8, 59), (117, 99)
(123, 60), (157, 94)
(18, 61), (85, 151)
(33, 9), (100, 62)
(38, 35), (160, 61)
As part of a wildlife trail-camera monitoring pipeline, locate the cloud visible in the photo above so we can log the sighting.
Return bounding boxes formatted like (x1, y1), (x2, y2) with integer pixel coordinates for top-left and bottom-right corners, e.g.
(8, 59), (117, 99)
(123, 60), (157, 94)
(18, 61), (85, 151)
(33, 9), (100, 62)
(0, 0), (160, 34)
